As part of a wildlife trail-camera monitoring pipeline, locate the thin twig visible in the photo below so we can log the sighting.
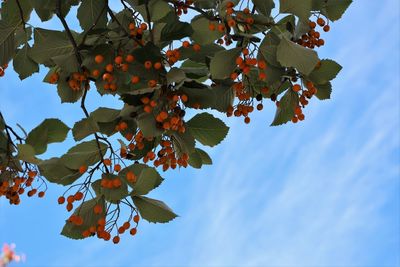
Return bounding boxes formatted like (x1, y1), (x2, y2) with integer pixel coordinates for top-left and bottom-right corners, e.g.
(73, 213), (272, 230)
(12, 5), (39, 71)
(15, 0), (27, 30)
(107, 6), (144, 47)
(144, 0), (154, 43)
(56, 0), (110, 173)
(79, 0), (108, 48)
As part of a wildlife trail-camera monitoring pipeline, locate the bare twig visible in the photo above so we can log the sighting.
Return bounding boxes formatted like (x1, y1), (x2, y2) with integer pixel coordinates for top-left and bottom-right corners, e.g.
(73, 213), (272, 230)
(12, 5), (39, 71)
(144, 0), (154, 43)
(56, 0), (110, 173)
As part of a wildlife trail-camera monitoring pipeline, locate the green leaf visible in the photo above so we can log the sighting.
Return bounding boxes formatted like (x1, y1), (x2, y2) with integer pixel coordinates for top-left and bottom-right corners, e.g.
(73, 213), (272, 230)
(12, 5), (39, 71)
(26, 119), (70, 155)
(1, 0), (33, 25)
(29, 28), (75, 65)
(325, 0), (352, 21)
(13, 45), (39, 80)
(61, 197), (106, 240)
(57, 79), (84, 103)
(171, 131), (196, 156)
(167, 68), (187, 85)
(188, 148), (212, 168)
(308, 59), (342, 84)
(90, 107), (120, 123)
(126, 0), (172, 22)
(191, 16), (223, 45)
(77, 0), (108, 31)
(186, 113), (229, 147)
(160, 18), (193, 43)
(132, 195), (177, 223)
(252, 0), (275, 16)
(271, 89), (299, 126)
(72, 117), (100, 141)
(136, 113), (163, 138)
(315, 82), (332, 100)
(39, 157), (82, 185)
(279, 0), (312, 21)
(0, 20), (17, 65)
(196, 148), (212, 165)
(179, 43), (224, 64)
(131, 167), (164, 196)
(210, 47), (241, 80)
(188, 149), (202, 169)
(16, 144), (41, 164)
(51, 53), (80, 73)
(259, 31), (281, 67)
(60, 140), (108, 169)
(194, 0), (216, 9)
(276, 37), (319, 75)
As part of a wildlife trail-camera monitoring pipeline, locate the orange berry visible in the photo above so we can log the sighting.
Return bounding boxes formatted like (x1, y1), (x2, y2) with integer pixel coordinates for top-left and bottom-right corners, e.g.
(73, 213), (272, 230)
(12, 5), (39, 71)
(66, 203), (73, 212)
(154, 62), (162, 70)
(112, 236), (120, 244)
(208, 23), (216, 31)
(182, 41), (190, 48)
(192, 44), (201, 52)
(148, 80), (157, 87)
(133, 215), (140, 223)
(79, 165), (87, 174)
(130, 228), (137, 236)
(140, 23), (148, 30)
(131, 76), (140, 84)
(292, 84), (301, 92)
(103, 158), (112, 165)
(141, 96), (150, 104)
(125, 54), (135, 63)
(144, 61), (152, 69)
(105, 64), (114, 73)
(67, 195), (75, 203)
(144, 105), (152, 113)
(114, 164), (121, 172)
(74, 191), (84, 201)
(92, 69), (100, 77)
(58, 196), (65, 204)
(180, 94), (188, 102)
(126, 171), (137, 183)
(317, 17), (325, 26)
(94, 204), (103, 214)
(95, 55), (104, 64)
(123, 222), (131, 229)
(112, 178), (122, 188)
(114, 56), (123, 65)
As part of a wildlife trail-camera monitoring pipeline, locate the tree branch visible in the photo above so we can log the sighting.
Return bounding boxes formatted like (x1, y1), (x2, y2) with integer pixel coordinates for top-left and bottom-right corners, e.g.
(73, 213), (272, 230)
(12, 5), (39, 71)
(15, 0), (27, 29)
(56, 0), (109, 173)
(78, 0), (109, 48)
(107, 6), (144, 47)
(144, 0), (154, 43)
(163, 0), (220, 21)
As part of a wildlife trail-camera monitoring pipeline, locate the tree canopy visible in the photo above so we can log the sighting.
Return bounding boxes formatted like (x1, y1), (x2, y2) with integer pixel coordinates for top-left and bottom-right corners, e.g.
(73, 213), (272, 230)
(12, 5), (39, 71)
(0, 0), (352, 243)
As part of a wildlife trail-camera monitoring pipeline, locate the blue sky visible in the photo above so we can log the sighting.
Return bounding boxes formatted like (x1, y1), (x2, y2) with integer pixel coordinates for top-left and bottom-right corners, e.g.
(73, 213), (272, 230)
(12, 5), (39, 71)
(0, 1), (399, 266)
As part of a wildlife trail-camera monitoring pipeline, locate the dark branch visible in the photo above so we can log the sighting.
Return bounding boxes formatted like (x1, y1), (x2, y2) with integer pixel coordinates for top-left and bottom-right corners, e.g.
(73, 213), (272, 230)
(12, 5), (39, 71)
(107, 6), (144, 47)
(56, 1), (82, 65)
(15, 0), (27, 29)
(79, 0), (109, 48)
(163, 0), (220, 21)
(144, 0), (154, 43)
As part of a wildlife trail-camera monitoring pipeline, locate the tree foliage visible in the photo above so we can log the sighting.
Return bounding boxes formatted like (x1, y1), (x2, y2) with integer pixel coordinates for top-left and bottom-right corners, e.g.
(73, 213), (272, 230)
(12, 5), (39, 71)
(0, 0), (352, 243)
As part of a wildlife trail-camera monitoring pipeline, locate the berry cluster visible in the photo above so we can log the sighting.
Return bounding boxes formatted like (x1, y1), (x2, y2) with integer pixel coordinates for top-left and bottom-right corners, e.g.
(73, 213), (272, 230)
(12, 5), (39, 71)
(0, 168), (46, 205)
(297, 17), (330, 49)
